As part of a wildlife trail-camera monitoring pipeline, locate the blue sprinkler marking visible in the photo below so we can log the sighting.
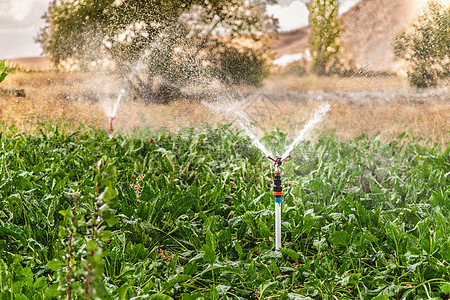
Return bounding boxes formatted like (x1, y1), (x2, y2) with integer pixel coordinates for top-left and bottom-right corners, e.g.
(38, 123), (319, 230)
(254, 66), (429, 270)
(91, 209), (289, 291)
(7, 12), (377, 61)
(275, 197), (281, 204)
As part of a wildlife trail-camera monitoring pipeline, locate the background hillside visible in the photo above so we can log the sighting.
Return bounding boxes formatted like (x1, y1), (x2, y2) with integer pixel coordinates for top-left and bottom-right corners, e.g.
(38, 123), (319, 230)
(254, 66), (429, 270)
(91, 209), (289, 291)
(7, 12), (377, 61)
(274, 0), (428, 73)
(5, 56), (52, 71)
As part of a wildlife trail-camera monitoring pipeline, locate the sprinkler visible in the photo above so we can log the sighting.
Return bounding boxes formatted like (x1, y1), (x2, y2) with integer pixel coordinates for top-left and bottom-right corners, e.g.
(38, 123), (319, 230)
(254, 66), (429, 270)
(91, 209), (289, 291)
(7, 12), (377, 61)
(108, 116), (115, 138)
(268, 154), (292, 250)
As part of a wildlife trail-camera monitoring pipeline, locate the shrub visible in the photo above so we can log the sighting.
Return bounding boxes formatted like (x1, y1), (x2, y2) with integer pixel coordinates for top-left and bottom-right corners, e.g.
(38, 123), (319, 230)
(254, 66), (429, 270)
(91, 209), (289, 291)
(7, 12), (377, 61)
(394, 0), (449, 88)
(283, 64), (307, 77)
(327, 56), (395, 77)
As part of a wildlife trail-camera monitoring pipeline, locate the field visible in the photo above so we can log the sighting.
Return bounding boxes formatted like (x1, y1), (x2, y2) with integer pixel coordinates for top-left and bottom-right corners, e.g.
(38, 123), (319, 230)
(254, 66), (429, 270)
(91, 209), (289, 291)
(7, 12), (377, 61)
(0, 72), (449, 299)
(0, 123), (449, 299)
(0, 72), (449, 144)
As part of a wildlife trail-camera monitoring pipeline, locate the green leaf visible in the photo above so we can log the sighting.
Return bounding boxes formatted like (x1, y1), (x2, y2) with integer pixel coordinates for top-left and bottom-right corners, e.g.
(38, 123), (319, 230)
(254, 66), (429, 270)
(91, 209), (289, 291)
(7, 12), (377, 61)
(348, 273), (361, 285)
(58, 227), (69, 239)
(47, 259), (63, 271)
(164, 274), (191, 291)
(210, 285), (218, 299)
(312, 237), (328, 251)
(309, 179), (323, 192)
(103, 208), (118, 227)
(46, 283), (60, 297)
(363, 229), (379, 243)
(376, 283), (401, 297)
(386, 221), (403, 243)
(372, 295), (389, 300)
(247, 260), (256, 279)
(202, 244), (216, 264)
(257, 219), (271, 238)
(101, 230), (112, 241)
(216, 284), (231, 295)
(235, 242), (243, 258)
(441, 283), (450, 293)
(330, 230), (351, 247)
(0, 223), (28, 246)
(286, 293), (312, 299)
(259, 280), (277, 297)
(86, 240), (96, 251)
(33, 276), (48, 291)
(102, 186), (117, 201)
(183, 261), (197, 275)
(206, 230), (216, 250)
(181, 294), (205, 300)
(0, 60), (7, 83)
(148, 294), (174, 300)
(58, 210), (70, 217)
(280, 248), (299, 263)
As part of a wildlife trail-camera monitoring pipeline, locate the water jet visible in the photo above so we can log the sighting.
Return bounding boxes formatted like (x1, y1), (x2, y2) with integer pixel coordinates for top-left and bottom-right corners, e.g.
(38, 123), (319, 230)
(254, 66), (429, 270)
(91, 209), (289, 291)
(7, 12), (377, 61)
(103, 89), (125, 138)
(205, 98), (331, 249)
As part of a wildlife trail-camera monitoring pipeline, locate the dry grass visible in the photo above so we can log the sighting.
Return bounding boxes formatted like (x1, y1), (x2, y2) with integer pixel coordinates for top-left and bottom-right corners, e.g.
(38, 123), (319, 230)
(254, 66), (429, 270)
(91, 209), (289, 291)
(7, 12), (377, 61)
(0, 72), (448, 145)
(264, 74), (410, 91)
(229, 97), (449, 146)
(323, 101), (449, 145)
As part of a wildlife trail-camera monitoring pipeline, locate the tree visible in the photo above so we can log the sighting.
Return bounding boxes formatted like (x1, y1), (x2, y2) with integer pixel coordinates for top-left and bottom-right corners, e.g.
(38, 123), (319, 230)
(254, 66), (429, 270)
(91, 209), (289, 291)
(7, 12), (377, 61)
(394, 0), (449, 88)
(307, 0), (340, 75)
(37, 0), (276, 103)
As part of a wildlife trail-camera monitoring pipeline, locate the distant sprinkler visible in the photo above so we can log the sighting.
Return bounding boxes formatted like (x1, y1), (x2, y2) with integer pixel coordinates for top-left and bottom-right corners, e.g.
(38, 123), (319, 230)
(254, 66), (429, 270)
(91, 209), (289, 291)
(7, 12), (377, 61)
(108, 116), (115, 138)
(268, 154), (292, 250)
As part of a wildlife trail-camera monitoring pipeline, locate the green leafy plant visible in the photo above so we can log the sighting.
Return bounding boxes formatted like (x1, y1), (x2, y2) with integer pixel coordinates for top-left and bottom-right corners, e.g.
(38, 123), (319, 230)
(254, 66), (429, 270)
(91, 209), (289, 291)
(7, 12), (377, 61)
(47, 156), (118, 299)
(0, 124), (449, 298)
(0, 60), (8, 82)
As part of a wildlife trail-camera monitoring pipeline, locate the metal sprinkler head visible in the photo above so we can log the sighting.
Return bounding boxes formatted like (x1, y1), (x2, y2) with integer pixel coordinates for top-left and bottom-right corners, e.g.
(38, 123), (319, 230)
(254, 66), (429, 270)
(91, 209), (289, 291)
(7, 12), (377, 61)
(268, 155), (292, 171)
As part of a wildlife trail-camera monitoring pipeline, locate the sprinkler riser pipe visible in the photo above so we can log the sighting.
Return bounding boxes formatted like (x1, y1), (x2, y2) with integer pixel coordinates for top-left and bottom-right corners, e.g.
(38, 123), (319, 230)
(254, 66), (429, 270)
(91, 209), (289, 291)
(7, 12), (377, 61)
(268, 155), (291, 250)
(273, 161), (283, 250)
(274, 174), (282, 193)
(275, 197), (281, 250)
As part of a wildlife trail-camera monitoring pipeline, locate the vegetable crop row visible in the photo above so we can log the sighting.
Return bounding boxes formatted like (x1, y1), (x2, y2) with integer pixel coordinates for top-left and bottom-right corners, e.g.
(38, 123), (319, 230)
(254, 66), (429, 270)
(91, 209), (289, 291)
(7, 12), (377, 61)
(0, 124), (449, 299)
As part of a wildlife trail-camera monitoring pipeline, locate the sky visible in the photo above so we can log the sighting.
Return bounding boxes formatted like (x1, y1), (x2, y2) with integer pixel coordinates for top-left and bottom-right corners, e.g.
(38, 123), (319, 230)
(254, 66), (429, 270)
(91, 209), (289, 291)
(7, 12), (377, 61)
(0, 0), (362, 59)
(0, 0), (49, 59)
(267, 0), (360, 31)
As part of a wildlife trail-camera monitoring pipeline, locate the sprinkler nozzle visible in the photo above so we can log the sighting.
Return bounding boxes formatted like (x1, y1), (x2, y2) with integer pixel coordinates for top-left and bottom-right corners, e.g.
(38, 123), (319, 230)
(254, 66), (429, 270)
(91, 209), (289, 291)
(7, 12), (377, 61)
(284, 155), (293, 162)
(268, 154), (292, 167)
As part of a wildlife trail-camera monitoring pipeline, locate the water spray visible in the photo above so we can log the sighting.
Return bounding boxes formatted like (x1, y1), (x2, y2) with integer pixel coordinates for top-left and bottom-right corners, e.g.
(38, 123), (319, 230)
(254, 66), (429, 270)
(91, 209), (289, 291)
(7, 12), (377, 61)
(268, 154), (292, 250)
(204, 99), (330, 249)
(105, 89), (125, 138)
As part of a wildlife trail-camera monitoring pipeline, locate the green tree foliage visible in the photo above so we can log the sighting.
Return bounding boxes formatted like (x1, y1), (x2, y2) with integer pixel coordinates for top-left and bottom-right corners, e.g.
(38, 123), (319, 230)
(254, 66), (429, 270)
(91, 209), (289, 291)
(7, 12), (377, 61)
(394, 0), (449, 88)
(308, 0), (340, 75)
(0, 60), (8, 82)
(37, 0), (276, 103)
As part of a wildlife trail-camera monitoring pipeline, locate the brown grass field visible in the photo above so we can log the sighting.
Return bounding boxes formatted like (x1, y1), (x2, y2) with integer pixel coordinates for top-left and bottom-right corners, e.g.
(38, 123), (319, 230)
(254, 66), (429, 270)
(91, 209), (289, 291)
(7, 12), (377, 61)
(0, 71), (448, 146)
